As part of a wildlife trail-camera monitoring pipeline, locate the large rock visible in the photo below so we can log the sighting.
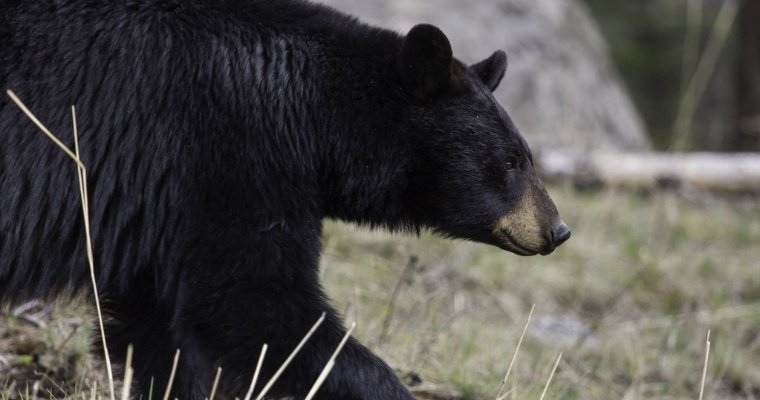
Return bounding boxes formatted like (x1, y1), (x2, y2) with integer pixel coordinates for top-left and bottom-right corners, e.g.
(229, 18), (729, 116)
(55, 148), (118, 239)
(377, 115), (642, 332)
(319, 0), (650, 151)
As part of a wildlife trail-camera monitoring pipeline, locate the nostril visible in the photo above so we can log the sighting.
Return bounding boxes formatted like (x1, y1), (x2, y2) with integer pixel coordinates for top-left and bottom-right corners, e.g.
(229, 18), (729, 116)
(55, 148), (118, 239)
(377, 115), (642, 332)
(551, 223), (571, 246)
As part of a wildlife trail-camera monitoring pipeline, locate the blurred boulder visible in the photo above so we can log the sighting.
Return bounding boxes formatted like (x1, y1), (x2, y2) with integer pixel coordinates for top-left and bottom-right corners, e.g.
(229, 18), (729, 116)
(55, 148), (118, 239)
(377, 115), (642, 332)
(318, 0), (650, 151)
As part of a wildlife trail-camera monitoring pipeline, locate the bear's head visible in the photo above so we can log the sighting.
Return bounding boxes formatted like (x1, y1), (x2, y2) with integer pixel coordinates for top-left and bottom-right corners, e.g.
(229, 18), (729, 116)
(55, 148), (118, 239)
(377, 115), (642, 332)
(399, 24), (570, 256)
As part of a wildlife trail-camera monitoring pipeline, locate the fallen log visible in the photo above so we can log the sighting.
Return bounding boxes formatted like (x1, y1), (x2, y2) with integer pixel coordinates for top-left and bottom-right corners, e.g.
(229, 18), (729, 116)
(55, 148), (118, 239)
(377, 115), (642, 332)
(536, 151), (760, 193)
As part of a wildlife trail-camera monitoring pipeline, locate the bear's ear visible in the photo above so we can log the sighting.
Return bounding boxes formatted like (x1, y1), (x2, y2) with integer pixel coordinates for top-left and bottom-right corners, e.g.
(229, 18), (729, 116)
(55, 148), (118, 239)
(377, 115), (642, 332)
(398, 24), (453, 98)
(470, 50), (508, 92)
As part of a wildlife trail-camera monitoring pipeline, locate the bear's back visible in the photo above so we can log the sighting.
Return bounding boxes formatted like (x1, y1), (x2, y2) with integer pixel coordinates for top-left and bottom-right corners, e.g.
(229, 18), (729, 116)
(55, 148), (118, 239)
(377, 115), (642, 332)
(0, 0), (357, 301)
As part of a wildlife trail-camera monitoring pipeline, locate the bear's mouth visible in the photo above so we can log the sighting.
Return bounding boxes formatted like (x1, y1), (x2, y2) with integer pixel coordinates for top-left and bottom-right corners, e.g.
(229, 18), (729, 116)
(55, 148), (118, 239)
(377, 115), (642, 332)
(497, 231), (539, 256)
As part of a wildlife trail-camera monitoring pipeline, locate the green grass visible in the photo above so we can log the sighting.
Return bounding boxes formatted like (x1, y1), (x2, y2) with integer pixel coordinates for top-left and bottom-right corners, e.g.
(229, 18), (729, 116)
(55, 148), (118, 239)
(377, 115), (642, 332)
(0, 298), (102, 400)
(321, 185), (760, 399)
(2, 185), (760, 399)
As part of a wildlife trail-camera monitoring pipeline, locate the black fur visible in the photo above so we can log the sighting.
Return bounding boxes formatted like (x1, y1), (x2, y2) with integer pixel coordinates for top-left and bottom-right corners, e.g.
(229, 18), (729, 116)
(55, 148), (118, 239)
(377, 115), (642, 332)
(471, 50), (508, 92)
(0, 1), (543, 399)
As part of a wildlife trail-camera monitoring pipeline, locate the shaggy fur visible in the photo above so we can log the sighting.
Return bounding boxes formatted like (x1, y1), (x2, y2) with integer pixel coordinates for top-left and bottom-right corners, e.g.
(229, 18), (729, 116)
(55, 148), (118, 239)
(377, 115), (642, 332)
(0, 0), (568, 399)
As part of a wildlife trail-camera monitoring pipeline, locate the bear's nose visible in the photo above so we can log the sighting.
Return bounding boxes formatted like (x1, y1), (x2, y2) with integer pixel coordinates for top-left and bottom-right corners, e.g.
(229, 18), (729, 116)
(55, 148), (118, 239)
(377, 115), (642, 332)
(550, 222), (571, 247)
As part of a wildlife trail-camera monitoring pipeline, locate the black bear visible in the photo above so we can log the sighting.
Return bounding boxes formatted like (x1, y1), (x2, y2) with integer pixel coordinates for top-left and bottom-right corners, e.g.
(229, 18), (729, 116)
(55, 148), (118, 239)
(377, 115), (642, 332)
(0, 0), (570, 399)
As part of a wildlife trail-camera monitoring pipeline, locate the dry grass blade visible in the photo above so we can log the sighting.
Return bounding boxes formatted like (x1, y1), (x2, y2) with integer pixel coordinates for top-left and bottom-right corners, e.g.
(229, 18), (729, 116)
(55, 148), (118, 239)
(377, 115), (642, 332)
(671, 0), (739, 150)
(4, 90), (117, 400)
(378, 256), (416, 345)
(244, 344), (268, 400)
(39, 374), (66, 396)
(254, 313), (327, 400)
(496, 304), (535, 400)
(208, 367), (223, 400)
(304, 322), (357, 400)
(121, 345), (134, 400)
(162, 349), (181, 400)
(72, 105), (116, 400)
(698, 330), (711, 400)
(680, 0), (703, 93)
(5, 90), (84, 169)
(539, 352), (562, 400)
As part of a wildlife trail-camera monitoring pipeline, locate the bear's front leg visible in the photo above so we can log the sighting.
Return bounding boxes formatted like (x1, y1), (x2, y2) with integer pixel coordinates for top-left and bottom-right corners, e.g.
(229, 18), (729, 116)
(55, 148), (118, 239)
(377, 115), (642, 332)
(314, 335), (416, 400)
(169, 223), (414, 400)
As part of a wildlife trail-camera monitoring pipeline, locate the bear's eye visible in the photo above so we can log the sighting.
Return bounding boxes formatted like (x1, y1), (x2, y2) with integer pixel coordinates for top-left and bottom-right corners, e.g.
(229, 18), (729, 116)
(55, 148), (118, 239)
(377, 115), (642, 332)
(504, 157), (517, 172)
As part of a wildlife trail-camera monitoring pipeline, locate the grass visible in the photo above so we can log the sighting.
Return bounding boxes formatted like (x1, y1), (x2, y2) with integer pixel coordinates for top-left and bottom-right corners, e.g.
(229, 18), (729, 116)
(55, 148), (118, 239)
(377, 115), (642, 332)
(0, 298), (103, 399)
(2, 185), (760, 399)
(319, 185), (760, 399)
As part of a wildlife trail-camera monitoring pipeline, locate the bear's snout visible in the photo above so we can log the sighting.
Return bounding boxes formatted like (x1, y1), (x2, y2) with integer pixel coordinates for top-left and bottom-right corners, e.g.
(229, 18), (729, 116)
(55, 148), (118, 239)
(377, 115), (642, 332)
(551, 222), (571, 247)
(537, 221), (571, 255)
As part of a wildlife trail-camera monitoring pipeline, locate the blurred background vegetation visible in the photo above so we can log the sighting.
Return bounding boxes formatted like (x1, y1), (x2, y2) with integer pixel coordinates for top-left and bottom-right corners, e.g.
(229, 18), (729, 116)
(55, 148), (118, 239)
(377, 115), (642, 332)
(584, 0), (759, 151)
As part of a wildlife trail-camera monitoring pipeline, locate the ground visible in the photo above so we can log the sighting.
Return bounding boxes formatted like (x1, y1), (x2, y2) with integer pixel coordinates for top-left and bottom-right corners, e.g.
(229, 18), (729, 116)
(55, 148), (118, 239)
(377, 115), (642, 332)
(2, 185), (760, 399)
